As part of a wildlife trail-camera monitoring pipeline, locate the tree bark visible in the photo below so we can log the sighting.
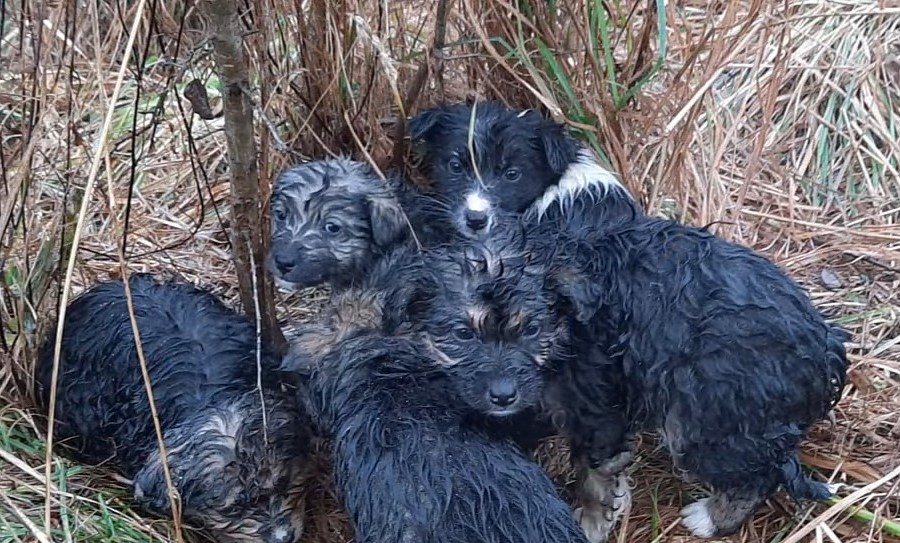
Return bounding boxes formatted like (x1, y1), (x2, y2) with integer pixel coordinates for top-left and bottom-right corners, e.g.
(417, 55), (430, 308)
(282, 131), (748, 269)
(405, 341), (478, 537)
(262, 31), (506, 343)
(199, 0), (286, 353)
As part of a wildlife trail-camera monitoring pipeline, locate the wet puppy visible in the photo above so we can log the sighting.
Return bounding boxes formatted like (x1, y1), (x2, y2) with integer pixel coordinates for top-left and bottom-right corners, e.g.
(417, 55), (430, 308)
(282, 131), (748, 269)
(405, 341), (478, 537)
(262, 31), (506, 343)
(455, 209), (849, 542)
(283, 295), (589, 543)
(409, 214), (631, 541)
(267, 157), (452, 291)
(408, 100), (640, 239)
(410, 219), (564, 443)
(35, 274), (312, 543)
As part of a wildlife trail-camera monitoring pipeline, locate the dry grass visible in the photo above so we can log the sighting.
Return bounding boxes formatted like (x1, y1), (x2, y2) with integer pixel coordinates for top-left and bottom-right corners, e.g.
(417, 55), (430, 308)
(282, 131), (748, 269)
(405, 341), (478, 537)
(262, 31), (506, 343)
(1, 0), (898, 542)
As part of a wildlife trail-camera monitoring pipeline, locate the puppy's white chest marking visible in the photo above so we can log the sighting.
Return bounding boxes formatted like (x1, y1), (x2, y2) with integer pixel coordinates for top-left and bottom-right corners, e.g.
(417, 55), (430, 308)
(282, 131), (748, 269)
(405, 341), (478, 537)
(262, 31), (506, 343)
(532, 150), (628, 219)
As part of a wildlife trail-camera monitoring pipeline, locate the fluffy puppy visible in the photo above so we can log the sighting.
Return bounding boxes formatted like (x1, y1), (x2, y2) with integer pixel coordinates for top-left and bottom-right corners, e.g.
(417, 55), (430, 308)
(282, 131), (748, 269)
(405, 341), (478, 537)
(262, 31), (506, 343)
(418, 208), (849, 542)
(412, 217), (564, 416)
(283, 327), (589, 543)
(35, 274), (312, 543)
(410, 214), (631, 541)
(267, 157), (453, 291)
(408, 100), (640, 239)
(496, 206), (848, 541)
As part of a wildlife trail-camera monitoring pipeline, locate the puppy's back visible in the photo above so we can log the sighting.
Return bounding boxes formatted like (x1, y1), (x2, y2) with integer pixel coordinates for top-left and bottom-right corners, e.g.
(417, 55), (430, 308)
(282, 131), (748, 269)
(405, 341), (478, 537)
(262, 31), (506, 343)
(299, 334), (589, 543)
(36, 273), (278, 472)
(568, 216), (848, 426)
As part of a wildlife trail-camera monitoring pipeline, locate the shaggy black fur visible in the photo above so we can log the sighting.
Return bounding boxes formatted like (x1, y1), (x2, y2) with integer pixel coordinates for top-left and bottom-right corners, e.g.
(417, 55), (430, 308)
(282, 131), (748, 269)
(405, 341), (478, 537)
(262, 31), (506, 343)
(462, 208), (849, 539)
(282, 330), (589, 543)
(268, 157), (453, 291)
(396, 216), (560, 434)
(408, 101), (640, 239)
(35, 274), (312, 543)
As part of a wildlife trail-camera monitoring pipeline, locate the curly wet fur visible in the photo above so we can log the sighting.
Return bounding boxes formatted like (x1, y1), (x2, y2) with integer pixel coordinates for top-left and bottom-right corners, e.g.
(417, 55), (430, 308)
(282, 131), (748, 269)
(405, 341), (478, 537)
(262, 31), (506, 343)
(286, 244), (443, 365)
(408, 101), (640, 239)
(267, 157), (453, 291)
(408, 218), (567, 429)
(282, 331), (589, 543)
(473, 209), (848, 538)
(35, 274), (312, 543)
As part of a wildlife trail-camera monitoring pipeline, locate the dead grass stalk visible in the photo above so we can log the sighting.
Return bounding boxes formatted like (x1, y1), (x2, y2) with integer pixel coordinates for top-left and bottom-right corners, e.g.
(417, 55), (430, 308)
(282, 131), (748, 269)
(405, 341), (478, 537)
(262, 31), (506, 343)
(0, 1), (897, 542)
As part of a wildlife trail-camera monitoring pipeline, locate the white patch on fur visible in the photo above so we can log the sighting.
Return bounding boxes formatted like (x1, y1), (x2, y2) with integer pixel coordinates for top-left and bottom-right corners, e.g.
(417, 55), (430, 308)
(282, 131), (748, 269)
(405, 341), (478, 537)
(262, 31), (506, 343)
(531, 149), (629, 219)
(826, 483), (843, 495)
(271, 526), (289, 542)
(680, 498), (717, 538)
(465, 191), (492, 213)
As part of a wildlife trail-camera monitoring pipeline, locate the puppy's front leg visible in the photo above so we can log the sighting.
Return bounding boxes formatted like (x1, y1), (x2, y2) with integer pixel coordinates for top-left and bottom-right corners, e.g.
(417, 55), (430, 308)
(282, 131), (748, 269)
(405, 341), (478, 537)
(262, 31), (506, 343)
(572, 445), (633, 543)
(563, 406), (633, 543)
(546, 342), (632, 543)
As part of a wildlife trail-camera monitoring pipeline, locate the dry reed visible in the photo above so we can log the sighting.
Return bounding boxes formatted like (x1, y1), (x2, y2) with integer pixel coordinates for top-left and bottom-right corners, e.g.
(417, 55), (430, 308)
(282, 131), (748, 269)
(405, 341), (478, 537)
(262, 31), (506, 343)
(0, 0), (897, 542)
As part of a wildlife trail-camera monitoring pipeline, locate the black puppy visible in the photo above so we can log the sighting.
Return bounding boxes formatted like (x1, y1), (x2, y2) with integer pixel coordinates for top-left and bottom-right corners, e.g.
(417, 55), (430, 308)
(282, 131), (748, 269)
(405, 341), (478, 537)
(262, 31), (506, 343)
(35, 274), (311, 543)
(284, 327), (589, 543)
(408, 101), (640, 239)
(409, 214), (630, 541)
(267, 157), (452, 291)
(443, 209), (848, 541)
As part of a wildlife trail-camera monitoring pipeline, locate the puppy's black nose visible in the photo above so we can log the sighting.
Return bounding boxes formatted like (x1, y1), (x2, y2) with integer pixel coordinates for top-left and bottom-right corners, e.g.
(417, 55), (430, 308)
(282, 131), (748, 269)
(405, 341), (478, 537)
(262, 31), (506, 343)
(273, 252), (295, 273)
(488, 379), (518, 407)
(465, 209), (489, 231)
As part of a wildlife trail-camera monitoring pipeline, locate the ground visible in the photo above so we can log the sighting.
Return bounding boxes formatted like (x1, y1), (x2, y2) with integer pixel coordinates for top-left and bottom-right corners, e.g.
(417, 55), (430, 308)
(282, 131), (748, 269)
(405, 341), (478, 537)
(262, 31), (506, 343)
(0, 1), (898, 542)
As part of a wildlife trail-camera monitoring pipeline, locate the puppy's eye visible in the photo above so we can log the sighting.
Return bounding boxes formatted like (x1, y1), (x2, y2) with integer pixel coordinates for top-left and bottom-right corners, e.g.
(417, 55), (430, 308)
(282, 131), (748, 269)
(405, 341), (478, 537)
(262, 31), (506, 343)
(449, 158), (464, 174)
(504, 168), (521, 182)
(324, 222), (341, 234)
(522, 322), (541, 338)
(273, 207), (287, 222)
(453, 327), (475, 341)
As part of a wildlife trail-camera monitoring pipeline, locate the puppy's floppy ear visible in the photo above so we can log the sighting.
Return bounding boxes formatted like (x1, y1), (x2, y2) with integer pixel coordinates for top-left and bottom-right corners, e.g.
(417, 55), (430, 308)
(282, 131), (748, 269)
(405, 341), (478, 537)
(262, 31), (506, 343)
(408, 106), (447, 146)
(383, 273), (439, 330)
(548, 267), (601, 323)
(367, 194), (408, 248)
(539, 122), (580, 175)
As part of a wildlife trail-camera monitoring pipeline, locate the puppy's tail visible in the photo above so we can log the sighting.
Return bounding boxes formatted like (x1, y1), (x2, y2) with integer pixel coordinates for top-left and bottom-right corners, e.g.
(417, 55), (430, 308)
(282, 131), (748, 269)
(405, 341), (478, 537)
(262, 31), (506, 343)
(779, 455), (833, 502)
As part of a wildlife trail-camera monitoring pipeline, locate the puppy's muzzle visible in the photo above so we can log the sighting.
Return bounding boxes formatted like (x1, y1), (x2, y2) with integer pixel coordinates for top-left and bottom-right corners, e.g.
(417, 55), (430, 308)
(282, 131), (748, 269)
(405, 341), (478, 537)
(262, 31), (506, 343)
(465, 208), (489, 232)
(487, 377), (518, 408)
(272, 251), (297, 275)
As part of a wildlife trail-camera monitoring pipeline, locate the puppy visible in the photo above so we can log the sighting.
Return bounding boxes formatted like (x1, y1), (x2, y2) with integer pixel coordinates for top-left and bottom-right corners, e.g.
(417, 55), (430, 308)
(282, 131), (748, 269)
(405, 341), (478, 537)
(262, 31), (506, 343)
(401, 217), (560, 442)
(457, 209), (848, 541)
(35, 274), (312, 543)
(283, 327), (589, 543)
(267, 157), (453, 291)
(407, 214), (629, 541)
(408, 101), (640, 239)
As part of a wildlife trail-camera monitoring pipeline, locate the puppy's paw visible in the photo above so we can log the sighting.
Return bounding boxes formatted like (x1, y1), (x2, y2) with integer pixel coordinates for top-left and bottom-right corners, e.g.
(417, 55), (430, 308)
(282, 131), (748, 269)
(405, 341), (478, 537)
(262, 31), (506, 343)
(575, 473), (631, 543)
(574, 505), (615, 543)
(132, 478), (172, 516)
(680, 498), (717, 538)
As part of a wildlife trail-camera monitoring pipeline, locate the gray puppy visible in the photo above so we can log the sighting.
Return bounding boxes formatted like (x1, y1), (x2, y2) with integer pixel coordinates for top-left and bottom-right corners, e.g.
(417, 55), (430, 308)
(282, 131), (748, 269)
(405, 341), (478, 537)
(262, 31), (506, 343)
(267, 157), (452, 291)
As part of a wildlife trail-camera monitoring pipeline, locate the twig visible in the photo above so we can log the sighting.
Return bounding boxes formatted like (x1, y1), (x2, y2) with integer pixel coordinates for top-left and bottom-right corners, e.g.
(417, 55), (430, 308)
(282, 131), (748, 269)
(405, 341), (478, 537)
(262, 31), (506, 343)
(42, 0), (178, 538)
(1, 491), (52, 543)
(781, 464), (900, 543)
(200, 0), (286, 353)
(248, 241), (268, 446)
(102, 151), (185, 542)
(390, 0), (451, 170)
(822, 495), (900, 537)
